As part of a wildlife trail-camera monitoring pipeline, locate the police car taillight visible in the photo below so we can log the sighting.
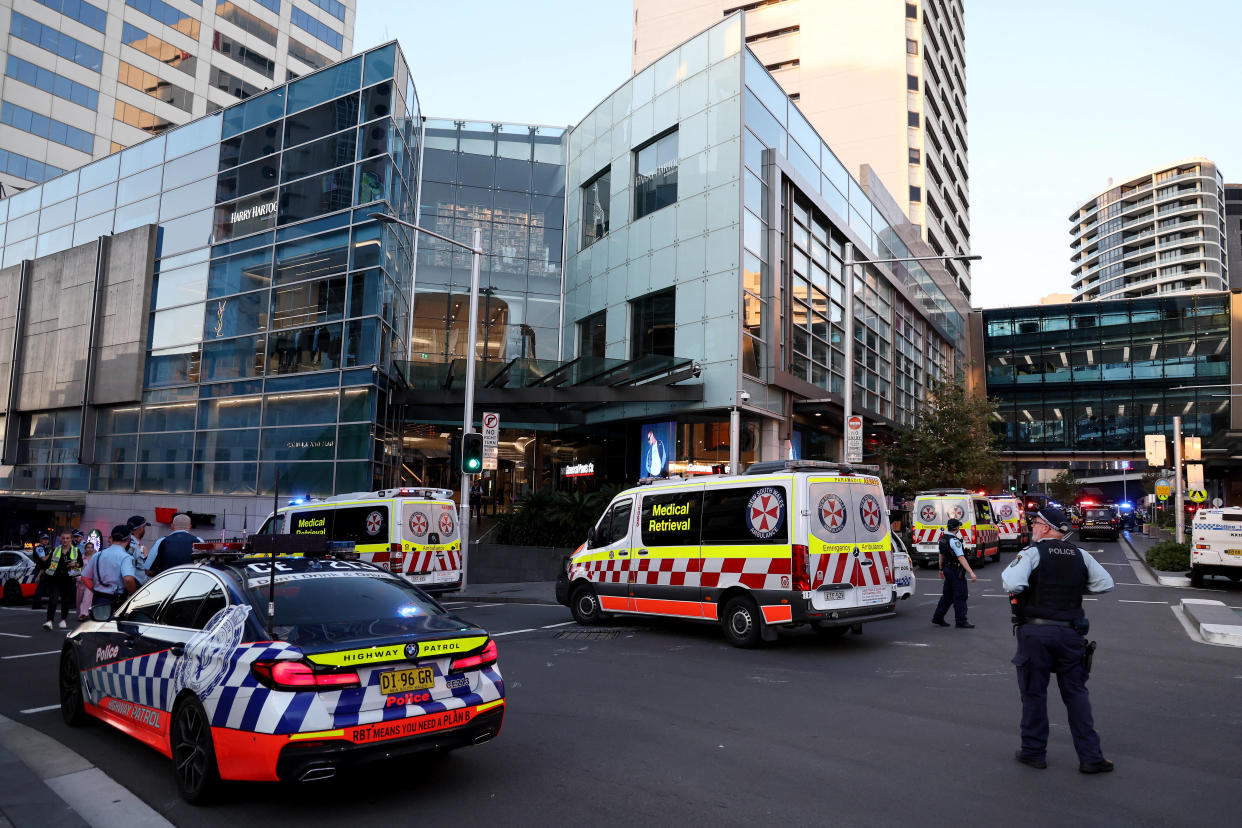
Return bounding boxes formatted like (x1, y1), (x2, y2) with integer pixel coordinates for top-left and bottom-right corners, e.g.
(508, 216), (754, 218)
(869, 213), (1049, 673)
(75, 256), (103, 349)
(791, 545), (811, 592)
(448, 639), (497, 673)
(251, 660), (361, 690)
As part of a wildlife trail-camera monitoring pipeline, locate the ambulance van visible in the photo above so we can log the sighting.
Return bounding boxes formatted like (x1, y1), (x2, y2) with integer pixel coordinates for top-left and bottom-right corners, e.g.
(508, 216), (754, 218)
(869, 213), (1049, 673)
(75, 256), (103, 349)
(988, 494), (1029, 549)
(910, 489), (1000, 567)
(259, 488), (462, 593)
(1190, 507), (1242, 588)
(556, 461), (898, 648)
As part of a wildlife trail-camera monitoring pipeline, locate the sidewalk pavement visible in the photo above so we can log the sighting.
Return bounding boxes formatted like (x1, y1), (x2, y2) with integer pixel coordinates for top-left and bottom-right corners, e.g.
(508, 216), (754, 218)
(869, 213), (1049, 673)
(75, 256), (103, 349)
(443, 581), (559, 605)
(1118, 529), (1191, 586)
(0, 714), (170, 828)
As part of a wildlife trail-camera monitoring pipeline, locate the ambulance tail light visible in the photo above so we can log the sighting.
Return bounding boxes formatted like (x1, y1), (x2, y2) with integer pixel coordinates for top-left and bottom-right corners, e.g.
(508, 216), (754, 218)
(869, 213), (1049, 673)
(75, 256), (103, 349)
(449, 639), (498, 673)
(389, 542), (406, 572)
(1195, 543), (1209, 550)
(251, 660), (361, 691)
(791, 544), (811, 592)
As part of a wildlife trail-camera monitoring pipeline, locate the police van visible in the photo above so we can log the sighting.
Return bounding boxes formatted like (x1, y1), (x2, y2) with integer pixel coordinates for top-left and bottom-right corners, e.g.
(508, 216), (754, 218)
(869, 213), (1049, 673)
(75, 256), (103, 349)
(988, 494), (1029, 549)
(1190, 507), (1242, 588)
(910, 489), (1000, 567)
(259, 489), (462, 593)
(556, 461), (898, 648)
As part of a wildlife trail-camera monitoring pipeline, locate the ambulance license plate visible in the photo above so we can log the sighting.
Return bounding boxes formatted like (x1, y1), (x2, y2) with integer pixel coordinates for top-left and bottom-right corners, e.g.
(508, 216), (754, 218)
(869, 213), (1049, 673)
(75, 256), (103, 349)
(822, 590), (845, 601)
(379, 666), (434, 695)
(1225, 550), (1242, 556)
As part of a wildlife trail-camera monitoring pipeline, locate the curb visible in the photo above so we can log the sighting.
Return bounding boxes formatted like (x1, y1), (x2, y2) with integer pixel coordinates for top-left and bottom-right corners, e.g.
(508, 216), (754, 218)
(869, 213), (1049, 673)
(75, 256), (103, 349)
(1180, 599), (1242, 647)
(1118, 533), (1190, 586)
(0, 714), (171, 828)
(443, 591), (558, 606)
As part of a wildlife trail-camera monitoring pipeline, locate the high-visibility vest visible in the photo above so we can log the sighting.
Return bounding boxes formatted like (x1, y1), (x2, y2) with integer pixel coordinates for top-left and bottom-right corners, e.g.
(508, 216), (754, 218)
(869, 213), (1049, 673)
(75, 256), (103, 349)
(46, 544), (82, 577)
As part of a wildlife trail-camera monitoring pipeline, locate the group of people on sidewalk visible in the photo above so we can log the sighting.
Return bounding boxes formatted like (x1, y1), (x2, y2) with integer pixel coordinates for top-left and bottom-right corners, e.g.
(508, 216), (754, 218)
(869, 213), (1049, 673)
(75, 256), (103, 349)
(30, 513), (202, 630)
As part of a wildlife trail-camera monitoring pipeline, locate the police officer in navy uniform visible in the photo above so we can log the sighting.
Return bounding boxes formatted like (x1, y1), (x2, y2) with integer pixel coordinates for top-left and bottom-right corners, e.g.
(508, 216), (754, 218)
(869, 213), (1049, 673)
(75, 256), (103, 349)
(931, 517), (977, 628)
(1003, 505), (1115, 773)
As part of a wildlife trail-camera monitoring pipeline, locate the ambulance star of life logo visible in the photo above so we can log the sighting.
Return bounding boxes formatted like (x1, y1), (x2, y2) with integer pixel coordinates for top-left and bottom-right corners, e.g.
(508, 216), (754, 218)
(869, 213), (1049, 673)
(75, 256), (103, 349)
(818, 493), (847, 534)
(439, 513), (456, 535)
(409, 512), (428, 537)
(999, 504), (1013, 520)
(746, 487), (784, 539)
(919, 504), (936, 522)
(951, 505), (965, 521)
(859, 494), (882, 532)
(365, 510), (384, 536)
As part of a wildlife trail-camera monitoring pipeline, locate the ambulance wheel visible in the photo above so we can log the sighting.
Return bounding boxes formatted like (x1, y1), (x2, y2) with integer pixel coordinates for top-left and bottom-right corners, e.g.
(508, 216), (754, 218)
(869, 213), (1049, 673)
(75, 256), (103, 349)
(172, 696), (221, 805)
(721, 596), (763, 648)
(570, 585), (605, 626)
(59, 647), (90, 728)
(1190, 569), (1205, 588)
(1, 578), (20, 605)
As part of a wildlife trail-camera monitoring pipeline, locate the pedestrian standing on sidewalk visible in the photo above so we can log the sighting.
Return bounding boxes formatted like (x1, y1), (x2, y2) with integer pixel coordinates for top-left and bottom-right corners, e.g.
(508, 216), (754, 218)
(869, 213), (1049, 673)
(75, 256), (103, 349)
(76, 539), (97, 620)
(931, 518), (977, 628)
(1004, 505), (1115, 774)
(80, 526), (138, 610)
(42, 529), (83, 630)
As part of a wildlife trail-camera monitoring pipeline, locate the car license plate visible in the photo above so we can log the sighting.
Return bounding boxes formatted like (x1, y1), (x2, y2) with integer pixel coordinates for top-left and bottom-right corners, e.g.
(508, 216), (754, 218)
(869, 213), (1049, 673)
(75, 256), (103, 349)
(823, 590), (845, 601)
(858, 585), (889, 606)
(379, 666), (435, 695)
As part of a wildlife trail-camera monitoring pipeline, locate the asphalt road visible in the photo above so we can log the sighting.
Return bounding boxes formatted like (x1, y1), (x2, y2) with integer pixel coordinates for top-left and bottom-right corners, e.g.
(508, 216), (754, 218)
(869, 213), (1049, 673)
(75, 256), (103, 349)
(3, 537), (1241, 827)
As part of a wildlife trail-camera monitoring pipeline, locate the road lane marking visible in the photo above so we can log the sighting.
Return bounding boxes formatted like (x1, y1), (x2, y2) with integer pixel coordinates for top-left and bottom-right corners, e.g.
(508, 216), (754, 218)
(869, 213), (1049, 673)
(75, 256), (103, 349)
(891, 641), (930, 647)
(20, 704), (59, 714)
(1099, 563), (1131, 567)
(465, 603), (503, 608)
(0, 607), (41, 612)
(2, 650), (60, 659)
(491, 629), (535, 637)
(541, 621), (575, 629)
(1118, 600), (1170, 604)
(0, 632), (32, 638)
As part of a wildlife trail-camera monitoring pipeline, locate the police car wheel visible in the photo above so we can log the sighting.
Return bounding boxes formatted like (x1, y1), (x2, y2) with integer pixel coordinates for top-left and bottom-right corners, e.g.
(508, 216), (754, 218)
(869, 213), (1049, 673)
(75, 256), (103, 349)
(172, 697), (221, 804)
(59, 648), (90, 727)
(1, 578), (20, 605)
(721, 596), (763, 649)
(570, 585), (603, 626)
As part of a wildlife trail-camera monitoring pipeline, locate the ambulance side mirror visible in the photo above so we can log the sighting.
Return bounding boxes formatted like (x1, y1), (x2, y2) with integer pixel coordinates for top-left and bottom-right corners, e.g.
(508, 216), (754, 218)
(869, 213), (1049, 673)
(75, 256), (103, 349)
(586, 527), (597, 549)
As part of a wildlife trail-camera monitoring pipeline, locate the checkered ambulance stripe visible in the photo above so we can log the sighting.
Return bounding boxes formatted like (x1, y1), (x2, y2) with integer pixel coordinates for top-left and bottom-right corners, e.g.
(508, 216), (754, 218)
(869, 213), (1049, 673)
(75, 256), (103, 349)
(569, 557), (627, 584)
(812, 549), (892, 587)
(630, 555), (698, 587)
(699, 553), (791, 591)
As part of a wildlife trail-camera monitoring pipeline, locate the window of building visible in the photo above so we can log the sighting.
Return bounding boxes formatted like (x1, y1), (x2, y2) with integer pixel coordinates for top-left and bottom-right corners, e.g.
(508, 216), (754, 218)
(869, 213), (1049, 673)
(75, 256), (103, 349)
(0, 149), (63, 183)
(578, 310), (606, 359)
(906, 3), (918, 19)
(581, 167), (611, 249)
(291, 7), (344, 51)
(907, 73), (919, 91)
(5, 55), (98, 110)
(288, 38), (330, 70)
(119, 61), (194, 113)
(211, 66), (263, 100)
(17, 410), (81, 467)
(906, 38), (919, 55)
(122, 23), (196, 76)
(254, 0), (280, 13)
(908, 111), (920, 127)
(127, 0), (201, 39)
(32, 0), (107, 33)
(630, 288), (675, 360)
(1, 102), (93, 152)
(909, 147), (921, 164)
(9, 11), (103, 72)
(213, 33), (276, 80)
(910, 186), (922, 202)
(634, 130), (678, 220)
(214, 1), (278, 46)
(306, 0), (347, 21)
(114, 100), (173, 135)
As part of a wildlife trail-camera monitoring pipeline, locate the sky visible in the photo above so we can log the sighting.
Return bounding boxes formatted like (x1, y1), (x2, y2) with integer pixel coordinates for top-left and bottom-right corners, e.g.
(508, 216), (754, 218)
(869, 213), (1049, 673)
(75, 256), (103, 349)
(354, 0), (1242, 310)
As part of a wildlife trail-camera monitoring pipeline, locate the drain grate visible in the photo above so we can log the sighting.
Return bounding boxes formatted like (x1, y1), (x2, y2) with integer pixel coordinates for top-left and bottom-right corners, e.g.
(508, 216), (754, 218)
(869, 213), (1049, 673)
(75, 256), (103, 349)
(555, 629), (621, 640)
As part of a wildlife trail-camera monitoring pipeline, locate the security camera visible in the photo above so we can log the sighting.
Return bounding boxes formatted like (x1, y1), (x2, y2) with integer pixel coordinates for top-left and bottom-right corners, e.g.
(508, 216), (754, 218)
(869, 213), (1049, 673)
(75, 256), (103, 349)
(692, 361), (702, 378)
(738, 391), (751, 402)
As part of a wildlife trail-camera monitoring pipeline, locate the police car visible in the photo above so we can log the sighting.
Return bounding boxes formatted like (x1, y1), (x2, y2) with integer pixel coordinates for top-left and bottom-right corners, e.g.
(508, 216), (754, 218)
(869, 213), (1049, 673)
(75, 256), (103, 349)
(890, 535), (916, 601)
(1190, 507), (1242, 588)
(0, 547), (40, 604)
(58, 541), (504, 803)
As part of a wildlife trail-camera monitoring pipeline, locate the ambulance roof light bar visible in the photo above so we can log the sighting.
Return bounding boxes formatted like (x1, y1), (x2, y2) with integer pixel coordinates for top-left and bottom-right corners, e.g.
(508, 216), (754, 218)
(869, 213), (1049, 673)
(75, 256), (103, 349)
(917, 488), (974, 496)
(743, 460), (881, 475)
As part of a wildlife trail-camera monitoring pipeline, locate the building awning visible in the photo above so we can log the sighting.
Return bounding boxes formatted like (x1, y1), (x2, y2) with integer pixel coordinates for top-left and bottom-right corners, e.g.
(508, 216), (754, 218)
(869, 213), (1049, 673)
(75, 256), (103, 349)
(0, 494), (85, 512)
(396, 356), (704, 424)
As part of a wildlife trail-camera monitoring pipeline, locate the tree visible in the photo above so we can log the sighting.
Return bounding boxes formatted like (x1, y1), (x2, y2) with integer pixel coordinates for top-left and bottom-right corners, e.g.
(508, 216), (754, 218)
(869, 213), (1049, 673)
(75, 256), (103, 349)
(877, 376), (1002, 498)
(1048, 469), (1081, 506)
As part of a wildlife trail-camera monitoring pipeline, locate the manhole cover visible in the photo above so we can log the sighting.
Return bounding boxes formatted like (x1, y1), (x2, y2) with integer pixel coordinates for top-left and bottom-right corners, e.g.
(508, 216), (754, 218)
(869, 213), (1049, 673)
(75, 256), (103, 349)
(555, 630), (621, 640)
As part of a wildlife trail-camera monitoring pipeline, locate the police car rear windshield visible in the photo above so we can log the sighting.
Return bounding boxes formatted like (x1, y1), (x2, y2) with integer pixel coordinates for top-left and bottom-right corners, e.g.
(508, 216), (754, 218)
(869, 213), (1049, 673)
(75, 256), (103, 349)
(1084, 509), (1115, 519)
(238, 559), (446, 645)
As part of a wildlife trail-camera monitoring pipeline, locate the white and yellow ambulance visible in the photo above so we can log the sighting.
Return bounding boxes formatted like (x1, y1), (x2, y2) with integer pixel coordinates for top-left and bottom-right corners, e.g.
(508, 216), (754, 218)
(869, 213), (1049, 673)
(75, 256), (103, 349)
(259, 488), (462, 593)
(988, 494), (1029, 549)
(556, 461), (898, 648)
(910, 489), (1000, 567)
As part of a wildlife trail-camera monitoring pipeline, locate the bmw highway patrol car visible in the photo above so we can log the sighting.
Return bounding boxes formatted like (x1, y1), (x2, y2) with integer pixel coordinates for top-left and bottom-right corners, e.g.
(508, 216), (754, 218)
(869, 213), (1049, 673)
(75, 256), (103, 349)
(59, 543), (504, 803)
(557, 460), (898, 647)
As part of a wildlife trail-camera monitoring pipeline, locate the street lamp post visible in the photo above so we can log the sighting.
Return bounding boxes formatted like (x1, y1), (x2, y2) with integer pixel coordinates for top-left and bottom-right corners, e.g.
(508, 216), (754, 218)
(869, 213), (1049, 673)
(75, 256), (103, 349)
(840, 245), (981, 463)
(371, 211), (483, 590)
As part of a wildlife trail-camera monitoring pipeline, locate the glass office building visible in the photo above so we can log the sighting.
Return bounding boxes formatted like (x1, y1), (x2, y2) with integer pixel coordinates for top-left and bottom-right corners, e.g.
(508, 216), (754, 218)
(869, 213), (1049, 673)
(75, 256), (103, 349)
(0, 41), (418, 533)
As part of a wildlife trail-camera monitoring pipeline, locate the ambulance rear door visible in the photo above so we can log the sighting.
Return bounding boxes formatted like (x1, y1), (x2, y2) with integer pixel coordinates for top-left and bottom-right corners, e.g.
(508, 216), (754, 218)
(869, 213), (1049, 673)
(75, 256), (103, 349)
(847, 477), (894, 605)
(808, 476), (892, 610)
(401, 500), (462, 587)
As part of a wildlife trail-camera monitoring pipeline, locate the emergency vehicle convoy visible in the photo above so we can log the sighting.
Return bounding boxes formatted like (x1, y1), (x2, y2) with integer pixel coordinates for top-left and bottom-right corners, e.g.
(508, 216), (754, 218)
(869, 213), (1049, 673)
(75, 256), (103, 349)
(258, 488), (463, 593)
(987, 494), (1029, 549)
(910, 489), (1000, 567)
(1190, 507), (1242, 587)
(59, 540), (504, 803)
(556, 461), (899, 648)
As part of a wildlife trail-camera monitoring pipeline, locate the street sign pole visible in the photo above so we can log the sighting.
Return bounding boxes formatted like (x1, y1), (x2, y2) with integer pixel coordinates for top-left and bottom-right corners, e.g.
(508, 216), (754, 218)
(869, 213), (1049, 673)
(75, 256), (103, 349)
(1173, 416), (1185, 544)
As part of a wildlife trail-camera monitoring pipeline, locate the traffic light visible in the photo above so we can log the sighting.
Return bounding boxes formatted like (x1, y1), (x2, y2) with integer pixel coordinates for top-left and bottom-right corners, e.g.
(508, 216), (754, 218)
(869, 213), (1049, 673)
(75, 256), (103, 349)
(461, 432), (483, 474)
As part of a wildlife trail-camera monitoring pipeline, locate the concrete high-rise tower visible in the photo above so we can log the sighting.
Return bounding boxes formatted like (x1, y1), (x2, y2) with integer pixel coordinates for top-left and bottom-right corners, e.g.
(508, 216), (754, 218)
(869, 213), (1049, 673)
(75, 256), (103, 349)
(0, 0), (355, 194)
(632, 0), (972, 298)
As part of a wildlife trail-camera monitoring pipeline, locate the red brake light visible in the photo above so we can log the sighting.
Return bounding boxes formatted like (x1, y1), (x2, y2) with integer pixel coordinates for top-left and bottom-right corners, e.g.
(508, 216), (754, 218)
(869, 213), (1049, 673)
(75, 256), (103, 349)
(791, 544), (811, 592)
(251, 660), (360, 690)
(449, 640), (498, 673)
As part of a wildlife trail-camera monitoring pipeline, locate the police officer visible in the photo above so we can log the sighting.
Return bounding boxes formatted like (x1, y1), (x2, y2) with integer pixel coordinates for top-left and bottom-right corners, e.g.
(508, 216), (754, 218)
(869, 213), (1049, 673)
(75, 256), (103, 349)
(30, 532), (52, 609)
(80, 525), (139, 610)
(1002, 505), (1115, 773)
(931, 517), (977, 628)
(125, 515), (151, 584)
(145, 514), (202, 576)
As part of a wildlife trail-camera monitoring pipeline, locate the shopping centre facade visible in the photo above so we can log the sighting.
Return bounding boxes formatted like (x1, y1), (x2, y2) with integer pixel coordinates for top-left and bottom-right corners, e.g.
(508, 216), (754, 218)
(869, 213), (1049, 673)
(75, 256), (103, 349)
(0, 18), (971, 537)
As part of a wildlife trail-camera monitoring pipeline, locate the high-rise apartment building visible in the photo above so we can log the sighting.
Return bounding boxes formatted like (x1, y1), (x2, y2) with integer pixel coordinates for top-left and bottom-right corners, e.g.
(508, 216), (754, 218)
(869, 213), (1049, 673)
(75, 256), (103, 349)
(1225, 183), (1242, 290)
(632, 0), (973, 298)
(1070, 159), (1228, 302)
(0, 0), (355, 194)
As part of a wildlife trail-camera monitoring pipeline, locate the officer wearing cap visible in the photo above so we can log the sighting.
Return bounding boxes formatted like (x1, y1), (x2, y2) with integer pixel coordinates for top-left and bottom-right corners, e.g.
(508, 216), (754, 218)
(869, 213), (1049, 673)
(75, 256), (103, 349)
(125, 515), (151, 585)
(1003, 505), (1115, 774)
(80, 525), (138, 609)
(932, 517), (977, 628)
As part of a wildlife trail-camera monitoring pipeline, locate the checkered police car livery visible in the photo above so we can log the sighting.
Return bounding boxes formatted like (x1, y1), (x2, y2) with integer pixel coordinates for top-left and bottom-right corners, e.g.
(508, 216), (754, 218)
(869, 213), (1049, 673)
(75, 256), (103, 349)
(60, 551), (504, 803)
(0, 548), (40, 603)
